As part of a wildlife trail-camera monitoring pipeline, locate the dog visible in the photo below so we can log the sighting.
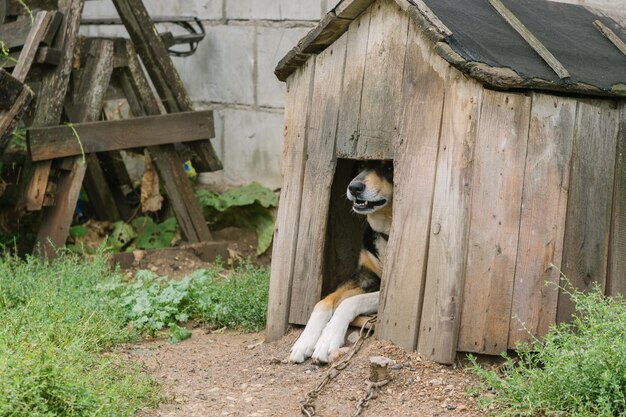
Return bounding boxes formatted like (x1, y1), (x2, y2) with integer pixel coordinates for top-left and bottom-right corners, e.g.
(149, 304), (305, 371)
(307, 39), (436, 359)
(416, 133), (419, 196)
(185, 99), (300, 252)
(289, 160), (393, 364)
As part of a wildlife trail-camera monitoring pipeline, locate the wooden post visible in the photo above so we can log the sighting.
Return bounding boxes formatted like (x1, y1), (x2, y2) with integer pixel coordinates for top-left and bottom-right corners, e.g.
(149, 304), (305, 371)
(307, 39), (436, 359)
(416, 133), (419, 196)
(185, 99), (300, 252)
(110, 0), (222, 173)
(35, 39), (114, 258)
(20, 0), (85, 212)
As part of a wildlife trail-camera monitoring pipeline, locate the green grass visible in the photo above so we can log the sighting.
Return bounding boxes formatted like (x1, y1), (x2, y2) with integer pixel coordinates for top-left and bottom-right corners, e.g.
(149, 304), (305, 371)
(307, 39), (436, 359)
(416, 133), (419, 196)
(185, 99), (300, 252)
(0, 251), (270, 417)
(470, 282), (626, 417)
(105, 260), (270, 337)
(0, 252), (161, 417)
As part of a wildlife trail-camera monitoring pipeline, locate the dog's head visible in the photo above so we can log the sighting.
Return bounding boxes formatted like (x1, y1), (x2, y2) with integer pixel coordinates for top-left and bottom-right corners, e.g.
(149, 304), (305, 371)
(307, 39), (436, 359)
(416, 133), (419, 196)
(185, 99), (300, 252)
(347, 160), (393, 215)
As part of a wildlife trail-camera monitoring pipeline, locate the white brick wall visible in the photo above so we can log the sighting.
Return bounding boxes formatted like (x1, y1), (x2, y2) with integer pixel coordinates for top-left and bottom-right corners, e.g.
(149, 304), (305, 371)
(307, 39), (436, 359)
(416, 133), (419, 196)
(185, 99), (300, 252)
(173, 25), (256, 105)
(225, 0), (321, 20)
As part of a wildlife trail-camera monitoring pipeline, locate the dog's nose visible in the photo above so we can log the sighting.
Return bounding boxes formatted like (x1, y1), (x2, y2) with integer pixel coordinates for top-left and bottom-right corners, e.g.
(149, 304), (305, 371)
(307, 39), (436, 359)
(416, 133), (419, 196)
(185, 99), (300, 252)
(348, 182), (365, 196)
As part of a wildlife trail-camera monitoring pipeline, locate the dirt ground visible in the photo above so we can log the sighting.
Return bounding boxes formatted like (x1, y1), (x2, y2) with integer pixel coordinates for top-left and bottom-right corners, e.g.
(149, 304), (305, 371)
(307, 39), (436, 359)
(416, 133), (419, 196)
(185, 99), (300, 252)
(121, 236), (488, 417)
(126, 328), (486, 417)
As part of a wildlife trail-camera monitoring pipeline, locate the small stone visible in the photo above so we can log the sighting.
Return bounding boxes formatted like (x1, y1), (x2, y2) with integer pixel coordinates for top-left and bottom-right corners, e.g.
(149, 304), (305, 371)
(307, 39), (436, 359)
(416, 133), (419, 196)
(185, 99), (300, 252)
(392, 364), (403, 369)
(329, 347), (350, 364)
(226, 396), (236, 401)
(347, 330), (360, 344)
(244, 397), (254, 403)
(445, 384), (454, 391)
(429, 378), (443, 386)
(447, 404), (457, 411)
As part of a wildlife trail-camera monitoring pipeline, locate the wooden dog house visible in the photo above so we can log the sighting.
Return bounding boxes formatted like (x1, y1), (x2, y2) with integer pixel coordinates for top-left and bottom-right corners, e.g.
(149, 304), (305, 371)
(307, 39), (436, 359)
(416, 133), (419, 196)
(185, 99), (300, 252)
(266, 0), (626, 364)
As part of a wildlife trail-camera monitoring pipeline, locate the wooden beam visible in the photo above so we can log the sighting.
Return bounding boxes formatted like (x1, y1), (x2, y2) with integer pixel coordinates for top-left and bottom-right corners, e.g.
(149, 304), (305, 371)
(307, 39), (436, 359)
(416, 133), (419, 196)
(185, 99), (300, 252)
(0, 68), (26, 110)
(6, 0), (59, 16)
(0, 81), (33, 155)
(20, 0), (85, 212)
(28, 111), (215, 161)
(11, 11), (58, 82)
(2, 46), (62, 69)
(593, 20), (626, 58)
(119, 40), (213, 243)
(35, 38), (114, 259)
(0, 10), (61, 49)
(111, 0), (222, 173)
(488, 0), (570, 80)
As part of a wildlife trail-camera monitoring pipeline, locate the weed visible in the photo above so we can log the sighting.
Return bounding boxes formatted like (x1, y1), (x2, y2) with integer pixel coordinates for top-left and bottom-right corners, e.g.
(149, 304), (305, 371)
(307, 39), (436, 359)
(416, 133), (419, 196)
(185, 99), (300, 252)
(196, 183), (278, 255)
(0, 251), (162, 417)
(469, 280), (626, 417)
(102, 260), (270, 340)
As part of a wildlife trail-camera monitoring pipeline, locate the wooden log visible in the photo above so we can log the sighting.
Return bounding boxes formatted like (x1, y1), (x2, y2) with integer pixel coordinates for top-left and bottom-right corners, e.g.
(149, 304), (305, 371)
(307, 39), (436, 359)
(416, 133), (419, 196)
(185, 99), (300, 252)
(111, 0), (222, 173)
(288, 34), (348, 325)
(507, 93), (576, 348)
(335, 7), (371, 159)
(608, 103), (626, 297)
(28, 111), (215, 161)
(457, 90), (531, 355)
(35, 39), (114, 259)
(376, 23), (445, 351)
(20, 0), (85, 212)
(557, 100), (620, 322)
(118, 40), (212, 243)
(265, 59), (316, 341)
(417, 73), (482, 365)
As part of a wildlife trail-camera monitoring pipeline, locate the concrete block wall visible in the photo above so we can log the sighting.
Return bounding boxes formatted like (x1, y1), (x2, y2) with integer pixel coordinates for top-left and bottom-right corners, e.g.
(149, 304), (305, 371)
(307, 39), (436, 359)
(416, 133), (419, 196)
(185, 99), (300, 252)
(81, 0), (325, 190)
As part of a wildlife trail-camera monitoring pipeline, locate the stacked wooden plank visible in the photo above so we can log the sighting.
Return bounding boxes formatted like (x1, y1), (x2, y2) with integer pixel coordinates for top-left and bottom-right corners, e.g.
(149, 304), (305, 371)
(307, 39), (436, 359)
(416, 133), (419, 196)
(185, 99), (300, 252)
(0, 0), (223, 258)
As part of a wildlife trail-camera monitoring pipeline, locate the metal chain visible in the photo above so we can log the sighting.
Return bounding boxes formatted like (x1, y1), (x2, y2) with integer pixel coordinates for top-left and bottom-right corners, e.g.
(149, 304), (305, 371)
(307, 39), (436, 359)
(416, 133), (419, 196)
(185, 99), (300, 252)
(350, 379), (390, 417)
(300, 316), (378, 417)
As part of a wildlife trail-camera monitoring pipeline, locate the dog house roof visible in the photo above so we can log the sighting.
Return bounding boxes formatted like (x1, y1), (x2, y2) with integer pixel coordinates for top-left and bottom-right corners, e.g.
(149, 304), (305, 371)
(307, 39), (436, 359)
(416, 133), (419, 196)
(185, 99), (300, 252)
(275, 0), (626, 98)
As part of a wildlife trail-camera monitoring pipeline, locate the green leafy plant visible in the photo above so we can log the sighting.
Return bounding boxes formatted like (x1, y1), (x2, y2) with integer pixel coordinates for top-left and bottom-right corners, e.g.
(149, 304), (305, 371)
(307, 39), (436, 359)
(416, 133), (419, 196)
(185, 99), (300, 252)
(0, 251), (162, 417)
(69, 216), (178, 254)
(196, 182), (278, 255)
(469, 278), (626, 417)
(101, 261), (270, 340)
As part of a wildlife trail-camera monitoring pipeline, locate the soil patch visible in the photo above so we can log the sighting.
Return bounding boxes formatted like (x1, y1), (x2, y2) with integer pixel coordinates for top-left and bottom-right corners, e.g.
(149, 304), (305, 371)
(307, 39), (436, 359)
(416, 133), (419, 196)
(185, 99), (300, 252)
(127, 328), (485, 417)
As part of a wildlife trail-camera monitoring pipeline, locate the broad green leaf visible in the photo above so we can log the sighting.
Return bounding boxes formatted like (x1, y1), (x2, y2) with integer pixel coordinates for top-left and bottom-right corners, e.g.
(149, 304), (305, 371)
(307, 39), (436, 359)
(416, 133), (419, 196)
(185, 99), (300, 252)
(107, 221), (136, 251)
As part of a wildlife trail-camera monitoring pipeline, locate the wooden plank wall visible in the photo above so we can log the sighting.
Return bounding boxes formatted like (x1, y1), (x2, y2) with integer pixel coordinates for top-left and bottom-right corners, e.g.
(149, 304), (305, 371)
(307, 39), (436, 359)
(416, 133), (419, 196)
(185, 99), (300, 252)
(416, 72), (482, 364)
(557, 100), (620, 323)
(288, 33), (348, 325)
(269, 0), (626, 357)
(457, 90), (531, 355)
(508, 94), (576, 347)
(608, 103), (626, 297)
(336, 0), (406, 160)
(376, 22), (445, 351)
(266, 59), (315, 341)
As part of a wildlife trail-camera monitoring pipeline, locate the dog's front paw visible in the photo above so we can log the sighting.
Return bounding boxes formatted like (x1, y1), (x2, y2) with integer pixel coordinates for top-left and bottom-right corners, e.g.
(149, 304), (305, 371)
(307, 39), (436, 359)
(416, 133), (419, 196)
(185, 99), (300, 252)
(311, 324), (346, 364)
(289, 332), (317, 363)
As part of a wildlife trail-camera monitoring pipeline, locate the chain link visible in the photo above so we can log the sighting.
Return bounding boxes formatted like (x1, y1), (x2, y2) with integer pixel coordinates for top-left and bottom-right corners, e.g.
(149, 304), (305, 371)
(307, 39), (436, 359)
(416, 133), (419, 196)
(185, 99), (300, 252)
(300, 316), (379, 417)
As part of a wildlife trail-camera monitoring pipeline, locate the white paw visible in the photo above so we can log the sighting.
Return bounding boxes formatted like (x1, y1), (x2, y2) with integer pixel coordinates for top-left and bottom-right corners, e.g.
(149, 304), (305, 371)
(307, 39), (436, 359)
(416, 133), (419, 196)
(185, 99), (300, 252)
(289, 309), (332, 363)
(311, 323), (346, 364)
(289, 333), (317, 363)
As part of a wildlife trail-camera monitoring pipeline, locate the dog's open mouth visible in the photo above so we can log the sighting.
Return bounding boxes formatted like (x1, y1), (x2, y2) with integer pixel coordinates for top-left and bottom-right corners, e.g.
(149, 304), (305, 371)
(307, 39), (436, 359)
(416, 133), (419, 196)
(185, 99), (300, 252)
(353, 198), (387, 212)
